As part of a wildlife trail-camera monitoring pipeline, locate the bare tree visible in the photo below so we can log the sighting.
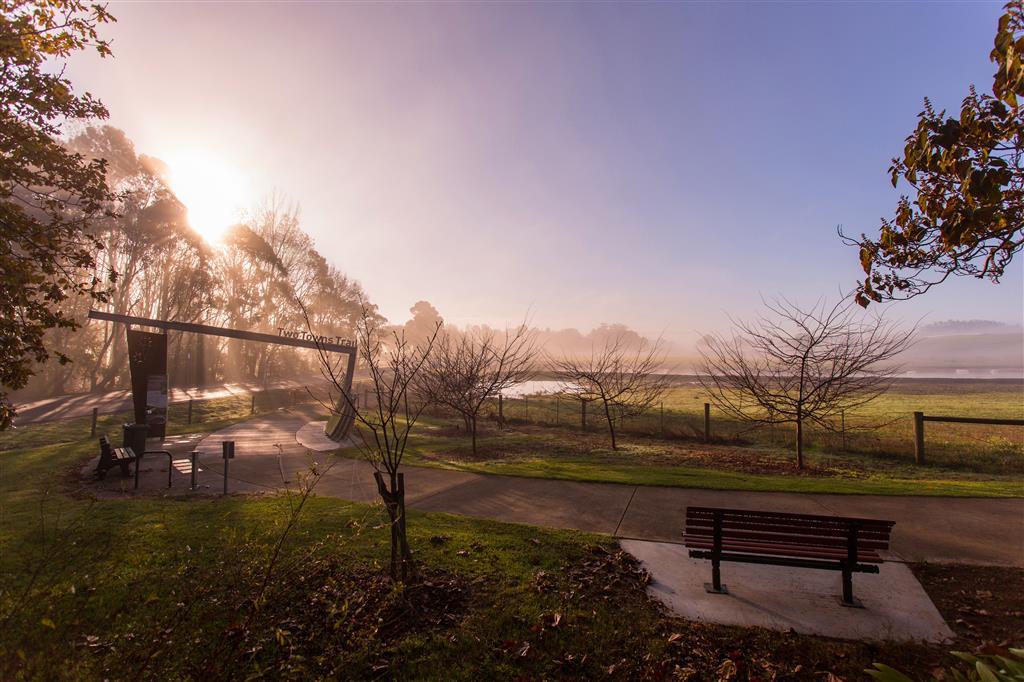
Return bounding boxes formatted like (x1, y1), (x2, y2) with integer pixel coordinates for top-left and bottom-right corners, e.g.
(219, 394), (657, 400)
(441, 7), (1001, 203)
(552, 334), (671, 450)
(309, 301), (439, 582)
(417, 323), (539, 454)
(697, 297), (914, 468)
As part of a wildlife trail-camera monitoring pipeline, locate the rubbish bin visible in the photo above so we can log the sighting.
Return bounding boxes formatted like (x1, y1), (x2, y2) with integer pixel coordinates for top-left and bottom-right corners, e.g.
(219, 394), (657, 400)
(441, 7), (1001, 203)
(122, 423), (148, 455)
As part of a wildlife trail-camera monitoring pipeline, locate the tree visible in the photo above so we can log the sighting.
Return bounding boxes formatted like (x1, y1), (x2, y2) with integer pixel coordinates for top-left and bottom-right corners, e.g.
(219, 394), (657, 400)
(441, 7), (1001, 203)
(697, 298), (913, 469)
(417, 322), (538, 454)
(311, 301), (438, 583)
(552, 334), (670, 450)
(0, 0), (116, 427)
(845, 1), (1024, 306)
(403, 300), (443, 346)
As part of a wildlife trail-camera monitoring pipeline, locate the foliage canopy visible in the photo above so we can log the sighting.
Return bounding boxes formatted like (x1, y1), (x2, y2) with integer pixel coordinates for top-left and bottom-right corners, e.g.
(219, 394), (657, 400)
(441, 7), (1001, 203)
(0, 0), (116, 427)
(846, 1), (1024, 306)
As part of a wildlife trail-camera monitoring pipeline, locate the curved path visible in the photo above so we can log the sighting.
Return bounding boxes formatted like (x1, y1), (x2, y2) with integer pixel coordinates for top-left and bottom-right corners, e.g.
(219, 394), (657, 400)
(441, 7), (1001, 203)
(183, 412), (1024, 567)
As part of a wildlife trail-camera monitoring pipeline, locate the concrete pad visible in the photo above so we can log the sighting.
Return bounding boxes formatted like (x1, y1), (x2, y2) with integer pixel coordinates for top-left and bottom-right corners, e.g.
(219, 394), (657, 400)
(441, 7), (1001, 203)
(622, 539), (954, 643)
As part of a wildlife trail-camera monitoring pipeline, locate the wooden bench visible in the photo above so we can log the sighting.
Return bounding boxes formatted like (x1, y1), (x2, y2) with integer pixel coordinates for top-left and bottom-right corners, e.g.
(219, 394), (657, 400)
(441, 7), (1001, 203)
(683, 506), (895, 607)
(95, 435), (174, 489)
(95, 435), (137, 479)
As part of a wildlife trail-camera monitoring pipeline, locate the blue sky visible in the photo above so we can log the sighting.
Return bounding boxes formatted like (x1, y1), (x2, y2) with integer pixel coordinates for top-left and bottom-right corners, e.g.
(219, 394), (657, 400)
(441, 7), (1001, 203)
(72, 1), (1022, 346)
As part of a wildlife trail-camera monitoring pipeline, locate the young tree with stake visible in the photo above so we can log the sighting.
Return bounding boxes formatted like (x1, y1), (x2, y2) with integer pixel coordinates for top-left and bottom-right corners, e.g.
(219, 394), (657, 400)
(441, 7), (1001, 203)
(416, 322), (538, 454)
(308, 301), (438, 583)
(697, 298), (913, 469)
(552, 334), (670, 451)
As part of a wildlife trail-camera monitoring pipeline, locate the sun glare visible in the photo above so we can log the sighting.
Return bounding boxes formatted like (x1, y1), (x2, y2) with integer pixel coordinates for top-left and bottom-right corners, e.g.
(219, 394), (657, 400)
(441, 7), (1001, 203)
(163, 151), (250, 243)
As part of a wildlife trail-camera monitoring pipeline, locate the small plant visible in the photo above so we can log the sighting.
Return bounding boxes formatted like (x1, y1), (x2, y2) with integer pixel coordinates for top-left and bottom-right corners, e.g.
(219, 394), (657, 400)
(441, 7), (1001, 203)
(867, 648), (1024, 681)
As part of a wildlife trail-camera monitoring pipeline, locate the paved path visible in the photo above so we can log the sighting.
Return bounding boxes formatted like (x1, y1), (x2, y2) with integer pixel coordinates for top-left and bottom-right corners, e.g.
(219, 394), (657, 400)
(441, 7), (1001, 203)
(108, 411), (1024, 567)
(16, 379), (312, 424)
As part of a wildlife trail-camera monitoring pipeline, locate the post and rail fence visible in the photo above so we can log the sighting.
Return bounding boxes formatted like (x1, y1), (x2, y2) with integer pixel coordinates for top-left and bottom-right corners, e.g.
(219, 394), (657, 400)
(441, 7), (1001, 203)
(912, 411), (1024, 464)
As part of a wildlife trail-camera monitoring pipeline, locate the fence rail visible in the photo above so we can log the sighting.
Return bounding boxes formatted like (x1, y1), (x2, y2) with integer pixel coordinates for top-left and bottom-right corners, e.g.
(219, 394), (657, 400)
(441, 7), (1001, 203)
(913, 411), (1024, 464)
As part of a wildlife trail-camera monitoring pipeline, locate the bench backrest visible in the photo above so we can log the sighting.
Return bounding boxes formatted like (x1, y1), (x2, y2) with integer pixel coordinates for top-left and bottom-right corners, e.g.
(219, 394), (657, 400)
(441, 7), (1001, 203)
(685, 506), (894, 554)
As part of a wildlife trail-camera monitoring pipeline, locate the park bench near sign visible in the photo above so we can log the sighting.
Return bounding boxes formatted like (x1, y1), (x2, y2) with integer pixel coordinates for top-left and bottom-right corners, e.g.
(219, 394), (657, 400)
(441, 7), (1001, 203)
(94, 435), (174, 489)
(683, 506), (895, 608)
(95, 435), (137, 479)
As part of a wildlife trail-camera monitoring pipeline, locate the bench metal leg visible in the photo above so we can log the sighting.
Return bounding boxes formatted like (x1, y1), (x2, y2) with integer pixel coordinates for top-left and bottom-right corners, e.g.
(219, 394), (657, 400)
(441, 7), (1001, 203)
(705, 511), (728, 594)
(705, 557), (728, 594)
(839, 565), (863, 608)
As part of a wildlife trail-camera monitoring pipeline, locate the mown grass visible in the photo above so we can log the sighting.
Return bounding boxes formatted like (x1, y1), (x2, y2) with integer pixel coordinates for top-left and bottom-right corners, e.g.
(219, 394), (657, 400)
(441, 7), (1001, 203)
(495, 378), (1024, 468)
(0, 431), (987, 680)
(392, 425), (1024, 497)
(385, 378), (1024, 498)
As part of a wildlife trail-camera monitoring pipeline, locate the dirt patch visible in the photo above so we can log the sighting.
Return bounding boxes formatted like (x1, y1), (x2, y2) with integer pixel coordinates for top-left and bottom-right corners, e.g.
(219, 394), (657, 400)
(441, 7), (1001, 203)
(912, 563), (1024, 647)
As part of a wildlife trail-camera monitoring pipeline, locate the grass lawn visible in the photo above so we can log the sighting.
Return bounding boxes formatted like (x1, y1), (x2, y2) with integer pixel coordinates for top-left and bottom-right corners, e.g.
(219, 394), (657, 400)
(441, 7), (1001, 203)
(1, 428), (1021, 679)
(374, 377), (1024, 498)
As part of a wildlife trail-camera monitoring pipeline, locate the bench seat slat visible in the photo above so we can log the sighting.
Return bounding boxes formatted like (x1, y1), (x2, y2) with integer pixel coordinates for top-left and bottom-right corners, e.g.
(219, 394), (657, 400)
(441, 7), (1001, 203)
(684, 527), (890, 551)
(687, 507), (894, 529)
(685, 516), (893, 537)
(684, 536), (884, 563)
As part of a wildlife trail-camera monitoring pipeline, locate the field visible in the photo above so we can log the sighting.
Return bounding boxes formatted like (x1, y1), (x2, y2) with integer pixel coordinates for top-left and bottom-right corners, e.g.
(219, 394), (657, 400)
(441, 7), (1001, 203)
(392, 378), (1024, 497)
(1, 404), (1021, 679)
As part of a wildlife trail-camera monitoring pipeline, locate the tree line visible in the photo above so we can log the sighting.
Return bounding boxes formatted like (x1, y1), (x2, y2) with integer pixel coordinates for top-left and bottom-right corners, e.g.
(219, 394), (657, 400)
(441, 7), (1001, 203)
(18, 126), (375, 401)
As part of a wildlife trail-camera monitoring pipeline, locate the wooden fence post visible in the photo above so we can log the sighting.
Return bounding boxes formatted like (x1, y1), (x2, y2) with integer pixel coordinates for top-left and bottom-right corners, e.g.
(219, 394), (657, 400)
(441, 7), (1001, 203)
(704, 403), (711, 442)
(913, 411), (925, 464)
(660, 402), (665, 437)
(840, 410), (846, 450)
(498, 394), (504, 428)
(581, 399), (587, 431)
(90, 407), (98, 437)
(187, 398), (194, 425)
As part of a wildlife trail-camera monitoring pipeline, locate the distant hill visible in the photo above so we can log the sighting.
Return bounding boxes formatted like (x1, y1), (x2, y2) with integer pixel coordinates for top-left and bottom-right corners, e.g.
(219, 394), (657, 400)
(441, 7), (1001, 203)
(919, 319), (1023, 337)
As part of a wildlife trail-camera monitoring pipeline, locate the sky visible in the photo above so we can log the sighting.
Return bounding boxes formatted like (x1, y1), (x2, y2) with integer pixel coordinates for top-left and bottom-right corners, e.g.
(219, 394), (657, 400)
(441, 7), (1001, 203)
(67, 1), (1023, 349)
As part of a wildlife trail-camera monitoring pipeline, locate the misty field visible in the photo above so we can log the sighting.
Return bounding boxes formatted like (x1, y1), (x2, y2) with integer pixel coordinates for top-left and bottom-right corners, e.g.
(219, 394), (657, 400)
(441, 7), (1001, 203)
(398, 378), (1024, 497)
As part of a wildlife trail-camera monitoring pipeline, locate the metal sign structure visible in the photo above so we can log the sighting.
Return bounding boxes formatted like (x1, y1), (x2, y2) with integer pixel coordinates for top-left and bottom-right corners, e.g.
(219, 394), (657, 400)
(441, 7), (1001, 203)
(88, 310), (358, 441)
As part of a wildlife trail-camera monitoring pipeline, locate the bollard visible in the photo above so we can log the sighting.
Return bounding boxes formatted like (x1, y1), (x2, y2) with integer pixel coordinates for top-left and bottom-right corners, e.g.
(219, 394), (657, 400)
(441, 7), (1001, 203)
(90, 407), (98, 438)
(704, 403), (711, 442)
(913, 411), (925, 464)
(190, 450), (198, 490)
(187, 398), (194, 424)
(222, 440), (235, 494)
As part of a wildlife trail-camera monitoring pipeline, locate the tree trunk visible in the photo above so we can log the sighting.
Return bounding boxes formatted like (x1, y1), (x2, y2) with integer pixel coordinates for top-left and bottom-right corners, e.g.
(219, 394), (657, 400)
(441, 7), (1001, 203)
(374, 471), (414, 582)
(795, 413), (804, 469)
(602, 400), (617, 450)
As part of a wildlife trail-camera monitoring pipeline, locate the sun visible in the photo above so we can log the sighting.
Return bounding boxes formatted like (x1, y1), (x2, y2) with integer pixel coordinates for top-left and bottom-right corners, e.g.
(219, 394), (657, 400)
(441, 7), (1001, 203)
(163, 150), (250, 244)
